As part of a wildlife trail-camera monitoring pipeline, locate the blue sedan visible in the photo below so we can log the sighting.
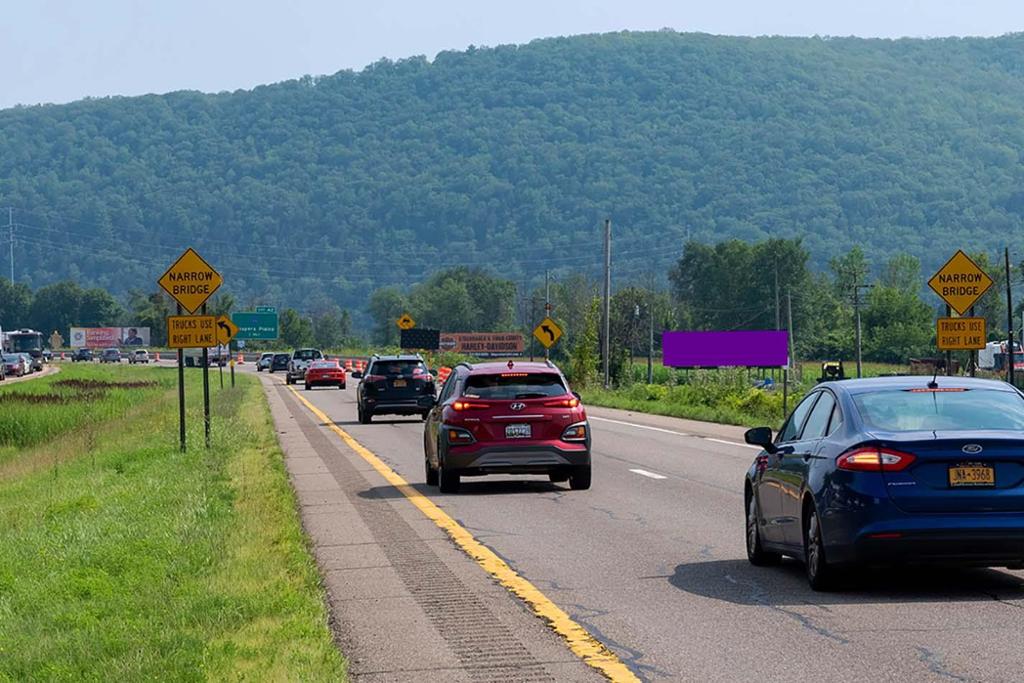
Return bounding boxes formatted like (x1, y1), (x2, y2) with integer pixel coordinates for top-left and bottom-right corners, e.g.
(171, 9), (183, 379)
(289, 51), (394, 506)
(744, 376), (1024, 590)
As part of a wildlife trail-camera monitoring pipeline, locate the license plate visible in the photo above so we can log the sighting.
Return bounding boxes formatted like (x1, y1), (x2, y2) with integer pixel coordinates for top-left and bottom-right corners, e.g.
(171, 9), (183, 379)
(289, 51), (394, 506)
(505, 423), (531, 439)
(392, 379), (407, 388)
(949, 465), (995, 487)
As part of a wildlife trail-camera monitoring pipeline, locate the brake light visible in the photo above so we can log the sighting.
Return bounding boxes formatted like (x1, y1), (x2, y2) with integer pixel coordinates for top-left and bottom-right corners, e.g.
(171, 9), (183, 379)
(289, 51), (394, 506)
(837, 447), (916, 472)
(544, 397), (579, 408)
(561, 422), (588, 442)
(451, 401), (490, 411)
(365, 374), (385, 383)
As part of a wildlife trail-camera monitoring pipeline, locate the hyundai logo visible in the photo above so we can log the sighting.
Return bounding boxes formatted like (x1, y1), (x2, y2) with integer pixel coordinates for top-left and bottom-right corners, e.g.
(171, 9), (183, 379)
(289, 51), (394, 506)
(510, 402), (526, 411)
(962, 444), (983, 454)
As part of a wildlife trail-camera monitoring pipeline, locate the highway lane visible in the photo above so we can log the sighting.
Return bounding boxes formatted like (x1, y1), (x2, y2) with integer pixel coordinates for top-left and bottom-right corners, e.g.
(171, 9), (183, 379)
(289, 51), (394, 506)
(258, 369), (1024, 682)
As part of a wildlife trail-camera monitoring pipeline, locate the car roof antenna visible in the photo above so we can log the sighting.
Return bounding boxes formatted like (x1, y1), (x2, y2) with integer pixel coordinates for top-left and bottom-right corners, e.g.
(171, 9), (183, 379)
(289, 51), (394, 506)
(927, 359), (941, 389)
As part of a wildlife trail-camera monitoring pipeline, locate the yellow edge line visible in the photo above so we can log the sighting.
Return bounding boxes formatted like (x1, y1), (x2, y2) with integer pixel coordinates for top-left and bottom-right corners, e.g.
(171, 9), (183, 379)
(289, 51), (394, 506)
(287, 386), (639, 683)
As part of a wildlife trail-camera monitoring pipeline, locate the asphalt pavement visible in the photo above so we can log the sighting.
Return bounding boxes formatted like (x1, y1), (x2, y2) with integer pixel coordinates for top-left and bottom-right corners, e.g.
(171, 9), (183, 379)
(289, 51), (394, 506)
(252, 366), (1024, 682)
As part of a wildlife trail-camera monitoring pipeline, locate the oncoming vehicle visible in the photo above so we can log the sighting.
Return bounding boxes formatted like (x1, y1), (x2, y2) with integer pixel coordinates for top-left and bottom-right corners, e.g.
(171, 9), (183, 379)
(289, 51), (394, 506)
(423, 361), (591, 493)
(356, 354), (436, 423)
(256, 352), (274, 372)
(129, 349), (150, 364)
(286, 348), (323, 385)
(2, 354), (28, 377)
(269, 353), (290, 373)
(100, 348), (122, 363)
(744, 376), (1024, 591)
(305, 359), (346, 390)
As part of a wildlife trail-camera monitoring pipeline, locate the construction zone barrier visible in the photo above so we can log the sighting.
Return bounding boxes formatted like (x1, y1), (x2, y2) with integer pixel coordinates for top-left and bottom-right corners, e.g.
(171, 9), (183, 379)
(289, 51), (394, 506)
(436, 366), (452, 385)
(155, 351), (161, 362)
(344, 358), (353, 372)
(60, 352), (66, 360)
(237, 353), (245, 364)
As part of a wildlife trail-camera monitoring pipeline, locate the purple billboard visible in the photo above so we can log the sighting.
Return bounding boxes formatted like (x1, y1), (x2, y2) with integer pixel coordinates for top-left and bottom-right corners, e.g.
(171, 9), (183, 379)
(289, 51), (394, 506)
(662, 331), (789, 368)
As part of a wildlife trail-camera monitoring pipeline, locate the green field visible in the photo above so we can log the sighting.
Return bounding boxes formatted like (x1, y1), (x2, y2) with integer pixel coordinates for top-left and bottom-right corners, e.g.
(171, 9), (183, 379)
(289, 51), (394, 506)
(0, 364), (345, 681)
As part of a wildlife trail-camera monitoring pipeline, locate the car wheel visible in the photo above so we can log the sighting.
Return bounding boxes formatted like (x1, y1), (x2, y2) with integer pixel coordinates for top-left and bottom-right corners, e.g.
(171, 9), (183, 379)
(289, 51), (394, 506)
(569, 465), (591, 490)
(805, 505), (839, 591)
(746, 492), (782, 566)
(304, 383), (310, 391)
(421, 411), (429, 421)
(358, 405), (372, 424)
(339, 383), (346, 390)
(438, 457), (460, 494)
(424, 437), (439, 487)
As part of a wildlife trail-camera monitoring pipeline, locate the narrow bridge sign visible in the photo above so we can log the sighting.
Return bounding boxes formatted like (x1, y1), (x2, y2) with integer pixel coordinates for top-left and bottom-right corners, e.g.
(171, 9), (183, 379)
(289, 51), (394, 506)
(927, 250), (993, 316)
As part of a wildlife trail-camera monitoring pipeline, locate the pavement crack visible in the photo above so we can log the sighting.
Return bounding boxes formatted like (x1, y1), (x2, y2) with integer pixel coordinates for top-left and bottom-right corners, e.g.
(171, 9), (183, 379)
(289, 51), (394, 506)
(916, 647), (972, 682)
(561, 602), (668, 682)
(724, 573), (849, 645)
(589, 505), (647, 526)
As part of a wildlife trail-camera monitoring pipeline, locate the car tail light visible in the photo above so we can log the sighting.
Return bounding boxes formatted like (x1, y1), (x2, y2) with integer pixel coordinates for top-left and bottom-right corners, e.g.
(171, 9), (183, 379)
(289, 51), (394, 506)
(451, 401), (490, 411)
(447, 427), (476, 444)
(561, 422), (588, 442)
(837, 447), (916, 472)
(545, 397), (580, 408)
(365, 374), (385, 383)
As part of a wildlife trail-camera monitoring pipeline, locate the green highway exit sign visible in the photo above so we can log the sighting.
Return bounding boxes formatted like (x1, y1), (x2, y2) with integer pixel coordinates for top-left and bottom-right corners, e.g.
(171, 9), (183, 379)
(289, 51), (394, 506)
(232, 311), (279, 340)
(255, 306), (277, 313)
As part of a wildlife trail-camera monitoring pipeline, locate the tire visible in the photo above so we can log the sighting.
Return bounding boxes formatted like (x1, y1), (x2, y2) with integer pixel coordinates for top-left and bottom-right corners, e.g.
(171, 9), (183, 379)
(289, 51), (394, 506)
(569, 465), (591, 490)
(304, 383), (311, 391)
(438, 460), (460, 493)
(805, 505), (840, 591)
(746, 491), (782, 566)
(425, 449), (439, 486)
(339, 383), (346, 390)
(286, 375), (293, 385)
(421, 411), (429, 421)
(358, 405), (372, 424)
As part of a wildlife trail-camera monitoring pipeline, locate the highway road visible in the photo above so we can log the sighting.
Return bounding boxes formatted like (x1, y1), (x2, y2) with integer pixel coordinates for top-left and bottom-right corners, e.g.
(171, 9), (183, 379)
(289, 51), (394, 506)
(253, 367), (1024, 682)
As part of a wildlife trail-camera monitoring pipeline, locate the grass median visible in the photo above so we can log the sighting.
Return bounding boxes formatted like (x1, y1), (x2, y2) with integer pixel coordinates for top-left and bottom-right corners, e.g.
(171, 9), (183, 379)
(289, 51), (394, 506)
(0, 364), (345, 681)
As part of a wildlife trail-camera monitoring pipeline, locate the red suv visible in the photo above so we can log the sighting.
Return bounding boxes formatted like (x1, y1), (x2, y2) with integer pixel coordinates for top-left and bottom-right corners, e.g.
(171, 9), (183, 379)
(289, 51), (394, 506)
(423, 361), (591, 493)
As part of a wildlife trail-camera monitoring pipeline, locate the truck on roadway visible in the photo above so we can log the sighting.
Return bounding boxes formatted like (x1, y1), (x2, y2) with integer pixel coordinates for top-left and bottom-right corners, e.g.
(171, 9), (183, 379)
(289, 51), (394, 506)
(184, 345), (229, 368)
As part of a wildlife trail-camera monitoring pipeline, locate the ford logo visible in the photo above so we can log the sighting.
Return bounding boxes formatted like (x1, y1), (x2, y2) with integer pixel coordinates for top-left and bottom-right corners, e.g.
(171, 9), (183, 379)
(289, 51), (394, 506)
(962, 444), (983, 454)
(510, 402), (526, 411)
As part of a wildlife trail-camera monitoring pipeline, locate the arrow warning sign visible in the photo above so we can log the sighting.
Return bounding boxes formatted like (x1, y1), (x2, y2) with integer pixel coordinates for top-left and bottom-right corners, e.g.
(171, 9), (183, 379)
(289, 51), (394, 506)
(533, 316), (563, 349)
(215, 315), (239, 346)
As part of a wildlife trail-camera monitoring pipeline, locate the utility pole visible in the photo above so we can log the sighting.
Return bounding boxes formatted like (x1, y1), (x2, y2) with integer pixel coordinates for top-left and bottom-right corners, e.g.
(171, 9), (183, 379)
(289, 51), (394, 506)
(1006, 247), (1015, 386)
(774, 267), (780, 330)
(603, 219), (612, 388)
(7, 207), (13, 283)
(647, 297), (654, 384)
(544, 270), (551, 360)
(852, 283), (870, 379)
(786, 290), (795, 374)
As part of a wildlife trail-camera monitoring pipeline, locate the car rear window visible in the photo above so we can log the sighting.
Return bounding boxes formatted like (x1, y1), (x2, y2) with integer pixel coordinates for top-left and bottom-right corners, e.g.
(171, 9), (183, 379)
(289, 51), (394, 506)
(310, 360), (338, 369)
(370, 360), (427, 377)
(274, 354), (290, 361)
(293, 350), (321, 360)
(853, 389), (1024, 432)
(463, 372), (566, 399)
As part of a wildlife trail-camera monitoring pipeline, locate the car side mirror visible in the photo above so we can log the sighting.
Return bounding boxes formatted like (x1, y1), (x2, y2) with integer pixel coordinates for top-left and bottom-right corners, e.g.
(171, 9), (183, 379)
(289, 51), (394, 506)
(744, 427), (777, 454)
(351, 370), (363, 379)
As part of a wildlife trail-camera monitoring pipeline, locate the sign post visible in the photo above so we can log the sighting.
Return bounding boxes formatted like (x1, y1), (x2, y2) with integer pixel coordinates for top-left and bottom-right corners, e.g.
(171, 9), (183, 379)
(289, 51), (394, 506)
(214, 315), (238, 391)
(928, 251), (994, 376)
(159, 248), (222, 451)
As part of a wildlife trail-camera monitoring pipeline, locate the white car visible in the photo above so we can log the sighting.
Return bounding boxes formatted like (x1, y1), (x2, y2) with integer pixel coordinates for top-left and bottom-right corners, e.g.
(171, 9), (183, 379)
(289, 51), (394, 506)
(129, 349), (150, 364)
(286, 348), (323, 385)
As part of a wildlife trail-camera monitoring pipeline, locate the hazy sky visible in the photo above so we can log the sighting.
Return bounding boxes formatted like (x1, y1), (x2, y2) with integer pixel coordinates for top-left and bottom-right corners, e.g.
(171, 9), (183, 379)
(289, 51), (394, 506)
(3, 0), (1023, 109)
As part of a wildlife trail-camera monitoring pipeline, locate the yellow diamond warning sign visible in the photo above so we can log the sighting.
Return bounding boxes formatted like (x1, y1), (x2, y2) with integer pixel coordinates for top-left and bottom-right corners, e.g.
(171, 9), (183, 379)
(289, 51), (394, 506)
(937, 317), (987, 351)
(927, 250), (993, 316)
(533, 317), (563, 349)
(396, 313), (416, 330)
(158, 248), (223, 314)
(167, 315), (217, 349)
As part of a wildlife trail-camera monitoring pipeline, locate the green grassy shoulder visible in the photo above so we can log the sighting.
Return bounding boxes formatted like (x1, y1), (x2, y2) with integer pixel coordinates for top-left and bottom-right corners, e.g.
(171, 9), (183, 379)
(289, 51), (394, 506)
(0, 364), (345, 681)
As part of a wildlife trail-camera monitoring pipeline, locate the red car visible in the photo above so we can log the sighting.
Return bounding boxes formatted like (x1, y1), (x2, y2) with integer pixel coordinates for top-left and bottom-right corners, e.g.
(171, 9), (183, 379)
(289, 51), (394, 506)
(304, 359), (346, 390)
(423, 361), (591, 493)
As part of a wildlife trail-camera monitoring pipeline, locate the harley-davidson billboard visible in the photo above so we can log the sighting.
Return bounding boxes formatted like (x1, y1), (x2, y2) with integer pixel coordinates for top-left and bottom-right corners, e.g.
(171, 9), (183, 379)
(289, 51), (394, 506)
(438, 332), (524, 356)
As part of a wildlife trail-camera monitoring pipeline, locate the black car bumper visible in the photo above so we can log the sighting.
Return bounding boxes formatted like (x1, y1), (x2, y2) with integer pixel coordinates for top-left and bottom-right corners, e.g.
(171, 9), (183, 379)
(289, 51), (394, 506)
(445, 443), (590, 476)
(363, 396), (435, 415)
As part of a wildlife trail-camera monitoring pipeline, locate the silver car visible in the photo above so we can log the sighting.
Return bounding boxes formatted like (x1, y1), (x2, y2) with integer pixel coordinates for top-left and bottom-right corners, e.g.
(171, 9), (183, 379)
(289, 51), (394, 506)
(286, 348), (323, 385)
(257, 352), (274, 372)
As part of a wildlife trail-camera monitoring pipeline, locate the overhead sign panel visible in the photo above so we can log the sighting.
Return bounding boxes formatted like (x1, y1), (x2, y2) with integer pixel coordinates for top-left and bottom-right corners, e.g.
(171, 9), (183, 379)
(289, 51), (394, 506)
(231, 311), (279, 340)
(158, 248), (223, 314)
(166, 315), (217, 349)
(937, 317), (987, 350)
(928, 250), (993, 316)
(663, 330), (789, 368)
(532, 317), (563, 349)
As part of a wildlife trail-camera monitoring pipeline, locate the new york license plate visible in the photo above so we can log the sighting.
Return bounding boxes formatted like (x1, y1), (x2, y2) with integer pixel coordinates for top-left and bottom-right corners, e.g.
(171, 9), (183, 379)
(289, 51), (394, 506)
(949, 465), (995, 487)
(392, 379), (407, 388)
(505, 423), (531, 439)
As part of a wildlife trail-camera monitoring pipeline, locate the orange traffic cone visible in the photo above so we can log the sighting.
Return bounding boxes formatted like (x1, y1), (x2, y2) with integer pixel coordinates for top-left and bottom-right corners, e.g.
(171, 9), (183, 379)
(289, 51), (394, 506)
(237, 352), (244, 364)
(155, 351), (161, 362)
(344, 359), (353, 371)
(60, 351), (65, 360)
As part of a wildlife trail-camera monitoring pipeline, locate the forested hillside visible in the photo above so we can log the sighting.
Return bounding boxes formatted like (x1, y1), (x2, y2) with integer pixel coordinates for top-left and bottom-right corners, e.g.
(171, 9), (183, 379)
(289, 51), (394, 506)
(3, 31), (1024, 311)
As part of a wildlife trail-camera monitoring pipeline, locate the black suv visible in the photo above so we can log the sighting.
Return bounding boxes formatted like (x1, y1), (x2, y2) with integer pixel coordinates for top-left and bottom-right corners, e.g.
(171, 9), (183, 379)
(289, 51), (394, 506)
(72, 348), (93, 362)
(356, 354), (436, 424)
